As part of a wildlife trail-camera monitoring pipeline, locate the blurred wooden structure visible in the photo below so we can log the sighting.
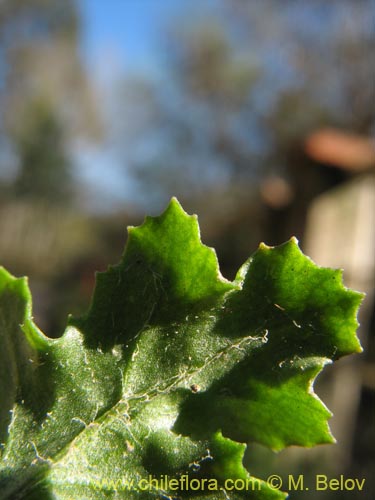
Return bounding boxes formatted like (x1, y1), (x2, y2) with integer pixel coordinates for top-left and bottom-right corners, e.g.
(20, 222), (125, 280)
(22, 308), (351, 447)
(303, 129), (375, 475)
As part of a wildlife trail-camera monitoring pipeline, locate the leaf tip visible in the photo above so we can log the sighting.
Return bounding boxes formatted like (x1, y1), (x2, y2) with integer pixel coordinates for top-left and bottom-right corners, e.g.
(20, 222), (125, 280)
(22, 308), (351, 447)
(258, 241), (270, 251)
(289, 235), (299, 245)
(166, 196), (187, 215)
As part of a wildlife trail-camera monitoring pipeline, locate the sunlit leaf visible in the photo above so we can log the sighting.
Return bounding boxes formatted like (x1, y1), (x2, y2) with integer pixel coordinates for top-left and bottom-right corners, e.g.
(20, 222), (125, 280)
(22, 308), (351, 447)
(0, 198), (363, 499)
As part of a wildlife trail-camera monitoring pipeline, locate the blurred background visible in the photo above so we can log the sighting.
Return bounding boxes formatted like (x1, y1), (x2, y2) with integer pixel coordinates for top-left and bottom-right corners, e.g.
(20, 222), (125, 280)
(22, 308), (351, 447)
(0, 0), (374, 497)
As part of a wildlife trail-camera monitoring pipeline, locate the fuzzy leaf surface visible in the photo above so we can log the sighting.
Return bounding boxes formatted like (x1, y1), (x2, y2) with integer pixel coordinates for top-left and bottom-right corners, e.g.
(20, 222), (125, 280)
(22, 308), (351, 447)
(0, 198), (363, 499)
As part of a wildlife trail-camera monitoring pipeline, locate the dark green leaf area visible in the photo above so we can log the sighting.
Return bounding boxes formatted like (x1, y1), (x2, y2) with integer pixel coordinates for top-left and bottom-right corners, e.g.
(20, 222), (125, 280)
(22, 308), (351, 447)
(1, 270), (31, 445)
(42, 396), (285, 500)
(0, 272), (121, 499)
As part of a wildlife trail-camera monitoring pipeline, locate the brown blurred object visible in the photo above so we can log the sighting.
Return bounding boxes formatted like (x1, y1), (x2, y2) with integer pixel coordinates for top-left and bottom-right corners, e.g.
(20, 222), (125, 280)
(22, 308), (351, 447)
(259, 175), (294, 209)
(305, 128), (375, 172)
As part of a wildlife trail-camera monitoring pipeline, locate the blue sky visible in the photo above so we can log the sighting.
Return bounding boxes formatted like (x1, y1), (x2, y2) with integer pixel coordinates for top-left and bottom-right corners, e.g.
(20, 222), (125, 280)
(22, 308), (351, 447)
(78, 0), (189, 76)
(76, 0), (187, 210)
(75, 0), (205, 212)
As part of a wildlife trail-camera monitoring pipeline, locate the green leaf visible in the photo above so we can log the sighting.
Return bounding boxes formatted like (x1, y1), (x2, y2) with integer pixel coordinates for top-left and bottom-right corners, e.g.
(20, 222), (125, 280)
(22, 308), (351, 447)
(0, 198), (363, 499)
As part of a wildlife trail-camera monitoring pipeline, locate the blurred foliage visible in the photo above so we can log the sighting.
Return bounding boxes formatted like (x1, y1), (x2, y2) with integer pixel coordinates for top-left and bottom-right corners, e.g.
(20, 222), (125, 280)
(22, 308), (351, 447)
(0, 0), (99, 203)
(12, 97), (72, 202)
(0, 0), (102, 333)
